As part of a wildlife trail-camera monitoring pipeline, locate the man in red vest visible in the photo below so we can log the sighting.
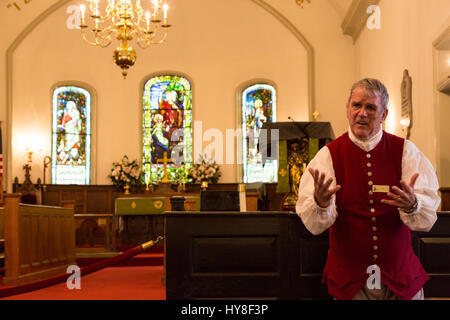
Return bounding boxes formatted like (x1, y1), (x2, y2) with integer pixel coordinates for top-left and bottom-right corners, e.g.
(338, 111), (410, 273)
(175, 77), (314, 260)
(296, 78), (440, 300)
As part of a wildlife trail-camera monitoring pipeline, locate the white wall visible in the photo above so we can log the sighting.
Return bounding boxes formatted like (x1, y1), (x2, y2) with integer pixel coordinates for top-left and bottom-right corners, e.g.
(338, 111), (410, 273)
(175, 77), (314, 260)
(2, 0), (356, 187)
(354, 0), (450, 186)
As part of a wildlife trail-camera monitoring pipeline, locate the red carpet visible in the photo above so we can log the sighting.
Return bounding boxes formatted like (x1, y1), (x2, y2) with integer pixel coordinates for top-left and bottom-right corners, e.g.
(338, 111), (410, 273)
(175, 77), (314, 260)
(0, 263), (165, 300)
(0, 246), (166, 300)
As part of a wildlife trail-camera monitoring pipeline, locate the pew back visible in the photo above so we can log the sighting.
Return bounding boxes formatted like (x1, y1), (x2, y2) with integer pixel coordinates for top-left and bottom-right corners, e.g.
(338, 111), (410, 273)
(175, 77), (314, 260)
(3, 194), (75, 285)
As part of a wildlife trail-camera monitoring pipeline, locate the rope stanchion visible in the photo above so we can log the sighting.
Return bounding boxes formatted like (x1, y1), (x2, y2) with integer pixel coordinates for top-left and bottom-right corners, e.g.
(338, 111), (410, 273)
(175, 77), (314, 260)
(0, 236), (164, 298)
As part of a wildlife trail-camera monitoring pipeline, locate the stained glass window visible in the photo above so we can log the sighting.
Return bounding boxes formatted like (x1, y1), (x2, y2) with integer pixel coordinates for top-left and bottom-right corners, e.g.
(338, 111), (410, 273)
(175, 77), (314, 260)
(242, 84), (277, 183)
(51, 86), (91, 184)
(143, 75), (192, 185)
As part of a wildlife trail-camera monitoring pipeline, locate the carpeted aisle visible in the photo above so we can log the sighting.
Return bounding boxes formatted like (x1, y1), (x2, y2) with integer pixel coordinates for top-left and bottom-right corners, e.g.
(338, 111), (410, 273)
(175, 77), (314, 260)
(0, 254), (166, 300)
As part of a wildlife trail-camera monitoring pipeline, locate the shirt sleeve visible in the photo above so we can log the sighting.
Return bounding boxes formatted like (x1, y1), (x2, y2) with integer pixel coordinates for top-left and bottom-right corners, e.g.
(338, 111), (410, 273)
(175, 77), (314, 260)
(295, 146), (338, 235)
(398, 140), (441, 232)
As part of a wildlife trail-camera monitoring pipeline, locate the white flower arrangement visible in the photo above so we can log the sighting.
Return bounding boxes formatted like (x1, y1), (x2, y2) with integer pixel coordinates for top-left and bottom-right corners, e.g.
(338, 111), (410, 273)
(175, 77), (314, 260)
(109, 155), (142, 189)
(188, 155), (221, 184)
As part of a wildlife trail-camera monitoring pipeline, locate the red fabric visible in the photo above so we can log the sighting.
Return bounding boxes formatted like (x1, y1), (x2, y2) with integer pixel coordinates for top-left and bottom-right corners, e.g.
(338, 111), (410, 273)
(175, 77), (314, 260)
(324, 132), (429, 300)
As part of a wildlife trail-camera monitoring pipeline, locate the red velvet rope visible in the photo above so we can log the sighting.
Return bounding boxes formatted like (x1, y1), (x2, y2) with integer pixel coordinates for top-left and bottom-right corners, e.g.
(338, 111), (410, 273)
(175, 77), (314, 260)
(0, 237), (163, 298)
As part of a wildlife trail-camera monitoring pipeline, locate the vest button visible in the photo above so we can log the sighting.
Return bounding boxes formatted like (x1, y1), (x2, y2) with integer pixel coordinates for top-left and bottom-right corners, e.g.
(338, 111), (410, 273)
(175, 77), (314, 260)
(367, 154), (371, 158)
(369, 200), (374, 204)
(370, 208), (375, 213)
(373, 245), (378, 250)
(369, 191), (373, 195)
(367, 162), (372, 167)
(371, 217), (376, 222)
(373, 236), (378, 241)
(368, 172), (373, 176)
(372, 226), (377, 231)
(373, 254), (378, 260)
(368, 181), (373, 186)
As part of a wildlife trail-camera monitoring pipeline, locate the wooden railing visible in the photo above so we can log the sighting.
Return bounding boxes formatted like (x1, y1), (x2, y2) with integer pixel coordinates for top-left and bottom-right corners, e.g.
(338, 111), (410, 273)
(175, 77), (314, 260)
(2, 193), (75, 285)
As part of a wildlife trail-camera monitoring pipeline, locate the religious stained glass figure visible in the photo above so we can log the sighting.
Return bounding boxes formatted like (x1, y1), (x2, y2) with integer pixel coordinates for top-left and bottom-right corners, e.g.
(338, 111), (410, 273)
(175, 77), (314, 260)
(51, 86), (91, 184)
(242, 84), (277, 183)
(288, 138), (309, 199)
(143, 75), (192, 185)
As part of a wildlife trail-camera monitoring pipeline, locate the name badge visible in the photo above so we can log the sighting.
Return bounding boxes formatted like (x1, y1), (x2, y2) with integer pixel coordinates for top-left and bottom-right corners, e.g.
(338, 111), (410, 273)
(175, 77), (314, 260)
(372, 185), (389, 193)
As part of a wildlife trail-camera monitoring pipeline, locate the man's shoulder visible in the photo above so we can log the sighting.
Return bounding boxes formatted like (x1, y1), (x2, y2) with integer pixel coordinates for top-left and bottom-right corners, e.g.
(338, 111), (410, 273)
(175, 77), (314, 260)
(383, 131), (405, 143)
(326, 132), (349, 149)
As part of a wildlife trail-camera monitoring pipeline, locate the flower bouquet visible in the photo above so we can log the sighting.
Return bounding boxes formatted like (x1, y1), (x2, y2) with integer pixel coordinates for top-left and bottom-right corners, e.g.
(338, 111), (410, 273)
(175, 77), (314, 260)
(188, 155), (221, 184)
(109, 155), (143, 190)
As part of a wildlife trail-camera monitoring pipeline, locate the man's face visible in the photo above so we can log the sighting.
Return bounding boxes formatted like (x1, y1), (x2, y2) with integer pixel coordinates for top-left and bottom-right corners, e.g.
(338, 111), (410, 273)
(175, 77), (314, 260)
(347, 86), (388, 140)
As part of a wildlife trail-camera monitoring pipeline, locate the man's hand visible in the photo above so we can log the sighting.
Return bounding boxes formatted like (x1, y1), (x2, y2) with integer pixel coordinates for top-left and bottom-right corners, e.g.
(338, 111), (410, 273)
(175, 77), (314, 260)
(308, 168), (341, 208)
(381, 173), (419, 211)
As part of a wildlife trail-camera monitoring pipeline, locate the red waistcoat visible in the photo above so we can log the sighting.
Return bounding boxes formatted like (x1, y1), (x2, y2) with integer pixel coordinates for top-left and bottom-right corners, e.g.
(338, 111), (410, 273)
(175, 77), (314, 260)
(324, 131), (429, 300)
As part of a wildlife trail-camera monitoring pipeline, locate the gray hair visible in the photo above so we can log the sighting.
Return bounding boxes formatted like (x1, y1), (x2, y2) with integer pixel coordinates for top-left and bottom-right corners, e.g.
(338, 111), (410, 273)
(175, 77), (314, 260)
(347, 78), (389, 111)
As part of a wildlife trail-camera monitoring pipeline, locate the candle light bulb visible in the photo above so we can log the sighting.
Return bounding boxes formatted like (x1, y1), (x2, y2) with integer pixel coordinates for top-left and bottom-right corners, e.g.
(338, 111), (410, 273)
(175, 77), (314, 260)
(152, 0), (159, 14)
(80, 4), (85, 21)
(146, 11), (150, 27)
(163, 3), (168, 21)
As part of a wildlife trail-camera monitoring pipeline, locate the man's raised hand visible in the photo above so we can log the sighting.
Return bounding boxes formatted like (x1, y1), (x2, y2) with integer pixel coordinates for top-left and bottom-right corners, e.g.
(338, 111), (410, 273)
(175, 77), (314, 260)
(381, 173), (419, 211)
(308, 168), (341, 208)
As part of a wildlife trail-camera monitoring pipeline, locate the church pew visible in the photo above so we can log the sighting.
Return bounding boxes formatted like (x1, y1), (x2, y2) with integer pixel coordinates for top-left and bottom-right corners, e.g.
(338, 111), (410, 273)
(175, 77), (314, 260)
(60, 200), (115, 253)
(2, 193), (76, 286)
(439, 187), (450, 210)
(165, 211), (450, 300)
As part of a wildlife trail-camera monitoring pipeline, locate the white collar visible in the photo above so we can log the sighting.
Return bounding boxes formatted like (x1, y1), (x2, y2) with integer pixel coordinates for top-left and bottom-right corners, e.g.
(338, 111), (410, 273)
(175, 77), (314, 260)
(348, 127), (383, 152)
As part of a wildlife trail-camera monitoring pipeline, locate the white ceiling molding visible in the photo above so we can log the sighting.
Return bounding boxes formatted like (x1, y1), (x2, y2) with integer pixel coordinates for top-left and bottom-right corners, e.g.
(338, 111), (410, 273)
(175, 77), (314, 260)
(433, 26), (450, 51)
(437, 77), (450, 94)
(341, 0), (381, 43)
(433, 26), (450, 94)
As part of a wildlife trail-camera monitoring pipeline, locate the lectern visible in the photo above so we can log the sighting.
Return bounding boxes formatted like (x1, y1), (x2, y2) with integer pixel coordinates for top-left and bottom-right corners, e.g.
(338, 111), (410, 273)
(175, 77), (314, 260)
(260, 121), (335, 159)
(260, 121), (335, 210)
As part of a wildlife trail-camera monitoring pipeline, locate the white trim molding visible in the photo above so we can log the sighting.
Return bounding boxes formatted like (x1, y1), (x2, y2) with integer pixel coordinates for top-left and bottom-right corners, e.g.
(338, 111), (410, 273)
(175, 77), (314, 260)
(341, 0), (381, 43)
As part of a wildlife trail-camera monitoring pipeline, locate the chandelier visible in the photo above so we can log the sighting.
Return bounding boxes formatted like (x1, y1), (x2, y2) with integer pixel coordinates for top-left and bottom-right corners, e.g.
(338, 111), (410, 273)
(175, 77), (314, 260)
(296, 0), (311, 7)
(80, 0), (171, 79)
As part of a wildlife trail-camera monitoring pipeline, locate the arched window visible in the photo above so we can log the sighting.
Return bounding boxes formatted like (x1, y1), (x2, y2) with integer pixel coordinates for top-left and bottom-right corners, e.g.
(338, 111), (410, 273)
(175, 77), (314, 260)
(242, 83), (277, 183)
(51, 86), (91, 184)
(142, 75), (192, 185)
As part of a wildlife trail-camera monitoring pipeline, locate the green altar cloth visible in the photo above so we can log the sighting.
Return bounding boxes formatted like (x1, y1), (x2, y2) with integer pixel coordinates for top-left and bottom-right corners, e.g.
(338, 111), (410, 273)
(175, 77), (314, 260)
(115, 197), (166, 215)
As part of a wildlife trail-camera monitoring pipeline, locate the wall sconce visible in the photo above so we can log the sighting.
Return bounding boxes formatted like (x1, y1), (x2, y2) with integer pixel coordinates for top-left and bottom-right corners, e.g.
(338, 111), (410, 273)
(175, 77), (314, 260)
(400, 118), (411, 128)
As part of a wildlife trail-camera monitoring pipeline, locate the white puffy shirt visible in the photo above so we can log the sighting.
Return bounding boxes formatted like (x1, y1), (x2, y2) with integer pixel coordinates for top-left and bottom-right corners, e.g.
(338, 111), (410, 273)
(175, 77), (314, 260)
(295, 129), (441, 236)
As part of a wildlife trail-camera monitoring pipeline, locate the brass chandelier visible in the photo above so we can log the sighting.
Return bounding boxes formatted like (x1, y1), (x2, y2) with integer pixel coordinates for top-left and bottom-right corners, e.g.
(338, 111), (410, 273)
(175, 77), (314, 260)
(80, 0), (171, 79)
